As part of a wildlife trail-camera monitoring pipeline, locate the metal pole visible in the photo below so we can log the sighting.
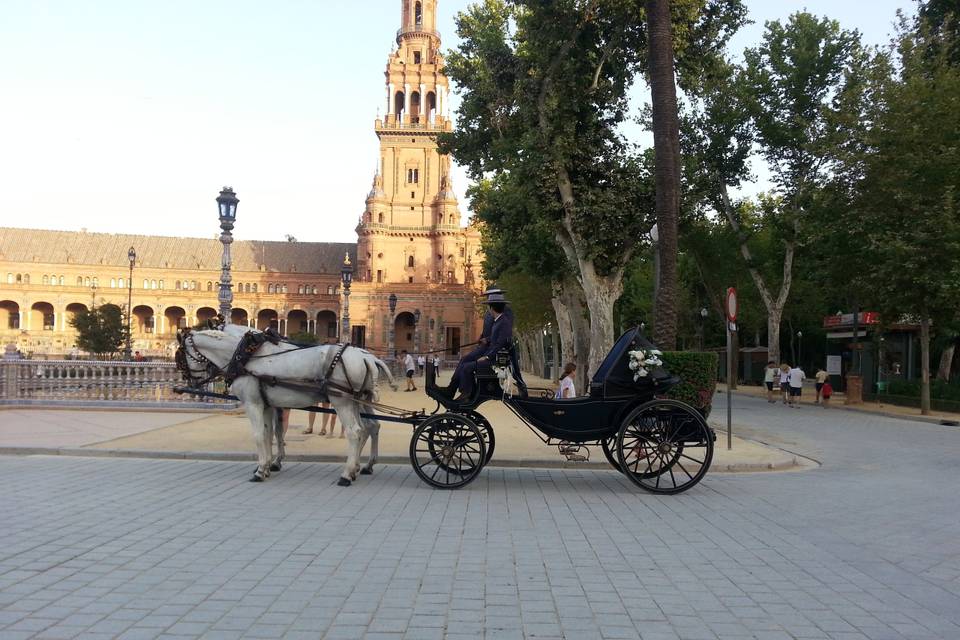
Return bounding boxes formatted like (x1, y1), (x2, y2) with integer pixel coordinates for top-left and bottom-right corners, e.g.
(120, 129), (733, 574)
(218, 220), (234, 323)
(727, 322), (733, 450)
(126, 262), (133, 360)
(342, 288), (350, 342)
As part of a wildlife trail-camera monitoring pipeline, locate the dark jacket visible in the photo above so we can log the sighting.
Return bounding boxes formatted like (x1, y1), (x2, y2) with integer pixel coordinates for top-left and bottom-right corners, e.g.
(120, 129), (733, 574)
(479, 305), (513, 341)
(482, 312), (514, 358)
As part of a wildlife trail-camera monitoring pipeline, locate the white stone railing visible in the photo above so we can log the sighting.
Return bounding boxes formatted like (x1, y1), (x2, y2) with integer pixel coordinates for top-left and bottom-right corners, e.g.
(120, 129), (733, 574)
(0, 360), (236, 408)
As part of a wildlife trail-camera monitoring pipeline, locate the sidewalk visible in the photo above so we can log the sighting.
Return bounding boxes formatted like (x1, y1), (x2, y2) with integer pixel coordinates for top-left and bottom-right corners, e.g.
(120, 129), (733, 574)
(720, 383), (960, 425)
(0, 372), (808, 473)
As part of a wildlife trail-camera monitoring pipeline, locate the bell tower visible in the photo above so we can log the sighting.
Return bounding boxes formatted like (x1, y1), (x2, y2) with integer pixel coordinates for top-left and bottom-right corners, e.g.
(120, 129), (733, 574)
(356, 0), (471, 287)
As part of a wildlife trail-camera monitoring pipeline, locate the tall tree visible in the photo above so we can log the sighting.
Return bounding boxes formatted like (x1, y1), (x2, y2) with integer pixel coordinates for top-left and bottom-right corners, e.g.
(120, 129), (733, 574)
(847, 16), (960, 414)
(69, 304), (127, 359)
(646, 0), (682, 349)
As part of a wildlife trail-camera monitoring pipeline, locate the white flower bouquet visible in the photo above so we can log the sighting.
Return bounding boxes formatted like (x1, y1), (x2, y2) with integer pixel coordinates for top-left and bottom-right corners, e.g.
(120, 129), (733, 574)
(628, 349), (663, 381)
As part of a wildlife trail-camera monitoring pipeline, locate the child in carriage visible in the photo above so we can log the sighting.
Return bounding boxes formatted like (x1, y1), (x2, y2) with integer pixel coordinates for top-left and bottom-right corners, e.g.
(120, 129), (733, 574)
(555, 363), (577, 398)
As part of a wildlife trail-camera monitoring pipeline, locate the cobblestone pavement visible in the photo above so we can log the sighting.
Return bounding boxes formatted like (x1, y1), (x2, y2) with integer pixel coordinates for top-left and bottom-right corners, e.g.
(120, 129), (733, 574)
(2, 395), (959, 639)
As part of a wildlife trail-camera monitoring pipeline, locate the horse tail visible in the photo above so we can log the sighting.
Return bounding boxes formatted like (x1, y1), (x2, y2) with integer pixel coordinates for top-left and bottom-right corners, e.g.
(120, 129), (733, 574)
(375, 357), (398, 391)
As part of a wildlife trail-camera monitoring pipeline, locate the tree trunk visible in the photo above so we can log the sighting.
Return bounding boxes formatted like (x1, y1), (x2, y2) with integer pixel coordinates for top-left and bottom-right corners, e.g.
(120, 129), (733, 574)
(718, 183), (793, 366)
(579, 268), (622, 382)
(646, 0), (681, 350)
(558, 278), (591, 393)
(937, 341), (955, 382)
(920, 317), (931, 415)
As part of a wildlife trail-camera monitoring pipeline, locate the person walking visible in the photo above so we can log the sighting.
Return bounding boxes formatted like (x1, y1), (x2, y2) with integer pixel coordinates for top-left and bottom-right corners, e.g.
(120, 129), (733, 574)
(814, 367), (829, 404)
(555, 363), (577, 398)
(821, 379), (833, 407)
(788, 363), (806, 408)
(417, 354), (426, 377)
(779, 364), (790, 404)
(302, 402), (341, 438)
(402, 350), (417, 391)
(763, 360), (777, 403)
(432, 354), (441, 374)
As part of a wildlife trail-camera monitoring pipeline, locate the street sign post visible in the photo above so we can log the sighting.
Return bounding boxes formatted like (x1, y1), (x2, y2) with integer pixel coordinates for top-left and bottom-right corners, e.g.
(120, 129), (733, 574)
(725, 288), (737, 451)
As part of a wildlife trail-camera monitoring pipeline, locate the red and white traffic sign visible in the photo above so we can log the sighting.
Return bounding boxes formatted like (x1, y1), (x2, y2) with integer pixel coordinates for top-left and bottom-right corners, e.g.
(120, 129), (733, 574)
(725, 287), (738, 323)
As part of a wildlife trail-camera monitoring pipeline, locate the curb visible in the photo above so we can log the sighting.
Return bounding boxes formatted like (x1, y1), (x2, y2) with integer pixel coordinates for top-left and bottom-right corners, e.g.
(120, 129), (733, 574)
(0, 445), (804, 473)
(725, 389), (960, 427)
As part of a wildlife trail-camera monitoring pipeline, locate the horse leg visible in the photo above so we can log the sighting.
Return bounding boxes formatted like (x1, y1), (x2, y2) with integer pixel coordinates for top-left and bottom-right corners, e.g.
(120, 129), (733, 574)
(331, 399), (362, 486)
(270, 408), (285, 472)
(244, 400), (269, 482)
(360, 418), (380, 475)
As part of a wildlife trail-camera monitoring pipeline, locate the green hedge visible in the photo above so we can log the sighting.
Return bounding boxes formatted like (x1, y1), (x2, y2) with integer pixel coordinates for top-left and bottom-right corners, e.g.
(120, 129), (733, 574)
(886, 379), (960, 402)
(660, 351), (719, 416)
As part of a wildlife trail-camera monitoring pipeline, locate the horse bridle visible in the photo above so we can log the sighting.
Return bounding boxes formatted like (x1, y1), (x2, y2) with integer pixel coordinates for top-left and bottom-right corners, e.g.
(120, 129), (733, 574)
(175, 328), (224, 388)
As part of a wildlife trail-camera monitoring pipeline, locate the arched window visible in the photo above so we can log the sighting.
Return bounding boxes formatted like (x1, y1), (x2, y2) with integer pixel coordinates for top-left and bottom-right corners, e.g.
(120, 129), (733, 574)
(6, 274), (11, 284)
(43, 275), (49, 285)
(236, 282), (242, 293)
(312, 286), (318, 295)
(245, 283), (251, 293)
(394, 91), (405, 117)
(84, 277), (90, 287)
(158, 280), (163, 289)
(143, 279), (149, 289)
(327, 285), (333, 295)
(378, 213), (384, 223)
(407, 255), (415, 268)
(92, 277), (98, 286)
(78, 277), (83, 286)
(109, 278), (115, 288)
(415, 1), (423, 25)
(252, 284), (257, 293)
(59, 276), (64, 286)
(191, 281), (197, 291)
(176, 281), (181, 290)
(23, 274), (29, 284)
(151, 280), (157, 289)
(119, 278), (125, 288)
(268, 284), (274, 294)
(281, 284), (287, 294)
(206, 282), (212, 291)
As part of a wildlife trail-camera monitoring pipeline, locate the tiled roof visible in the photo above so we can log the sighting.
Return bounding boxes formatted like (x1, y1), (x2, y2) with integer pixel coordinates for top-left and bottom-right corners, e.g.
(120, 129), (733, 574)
(0, 228), (356, 274)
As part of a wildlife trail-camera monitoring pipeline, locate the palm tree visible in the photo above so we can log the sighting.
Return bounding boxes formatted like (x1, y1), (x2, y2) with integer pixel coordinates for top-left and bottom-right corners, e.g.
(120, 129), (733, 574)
(646, 0), (680, 349)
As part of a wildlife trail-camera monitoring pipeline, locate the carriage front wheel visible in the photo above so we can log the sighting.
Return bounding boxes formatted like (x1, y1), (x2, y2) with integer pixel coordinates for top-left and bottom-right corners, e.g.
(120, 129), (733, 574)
(410, 413), (487, 489)
(615, 399), (714, 494)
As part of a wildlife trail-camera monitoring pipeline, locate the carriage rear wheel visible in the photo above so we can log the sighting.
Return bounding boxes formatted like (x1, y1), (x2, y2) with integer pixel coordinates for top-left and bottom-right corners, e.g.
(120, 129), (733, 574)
(615, 399), (713, 494)
(601, 437), (622, 473)
(410, 413), (487, 489)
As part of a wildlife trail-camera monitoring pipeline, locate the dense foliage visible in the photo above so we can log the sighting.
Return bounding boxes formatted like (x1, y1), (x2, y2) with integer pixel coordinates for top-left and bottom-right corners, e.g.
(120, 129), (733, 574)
(69, 304), (127, 359)
(660, 351), (718, 414)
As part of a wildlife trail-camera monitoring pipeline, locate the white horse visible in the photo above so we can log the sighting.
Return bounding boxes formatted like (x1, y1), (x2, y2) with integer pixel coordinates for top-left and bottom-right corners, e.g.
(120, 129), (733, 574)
(177, 327), (396, 485)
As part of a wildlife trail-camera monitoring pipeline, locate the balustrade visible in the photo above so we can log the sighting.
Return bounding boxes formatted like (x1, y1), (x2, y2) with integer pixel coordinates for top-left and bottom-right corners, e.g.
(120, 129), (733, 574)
(0, 360), (234, 407)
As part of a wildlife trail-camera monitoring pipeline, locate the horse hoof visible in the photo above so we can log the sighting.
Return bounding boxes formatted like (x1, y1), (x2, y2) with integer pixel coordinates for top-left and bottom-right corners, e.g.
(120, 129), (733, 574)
(250, 475), (264, 483)
(270, 462), (282, 472)
(337, 477), (352, 487)
(359, 467), (372, 475)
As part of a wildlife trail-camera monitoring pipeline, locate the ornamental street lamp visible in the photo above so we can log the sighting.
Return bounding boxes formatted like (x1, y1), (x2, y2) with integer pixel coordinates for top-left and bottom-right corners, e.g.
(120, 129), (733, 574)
(125, 246), (136, 360)
(414, 308), (421, 355)
(699, 307), (708, 351)
(341, 253), (353, 343)
(216, 187), (239, 323)
(388, 293), (398, 358)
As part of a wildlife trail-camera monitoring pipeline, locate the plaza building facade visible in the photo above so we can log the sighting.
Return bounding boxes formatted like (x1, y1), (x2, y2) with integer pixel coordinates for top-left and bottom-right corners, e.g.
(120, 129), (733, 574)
(0, 0), (483, 359)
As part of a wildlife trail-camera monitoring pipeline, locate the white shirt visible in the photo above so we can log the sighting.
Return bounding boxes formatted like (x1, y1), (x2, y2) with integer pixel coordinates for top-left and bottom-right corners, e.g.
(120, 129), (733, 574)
(417, 356), (425, 366)
(763, 367), (776, 383)
(404, 354), (415, 372)
(788, 367), (805, 388)
(556, 376), (576, 399)
(780, 370), (790, 384)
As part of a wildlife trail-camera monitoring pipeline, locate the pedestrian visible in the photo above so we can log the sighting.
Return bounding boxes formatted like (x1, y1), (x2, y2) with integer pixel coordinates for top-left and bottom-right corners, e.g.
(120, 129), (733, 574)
(814, 367), (829, 404)
(821, 380), (833, 407)
(417, 354), (426, 377)
(763, 360), (777, 403)
(555, 362), (577, 398)
(788, 363), (806, 408)
(432, 354), (441, 374)
(779, 364), (790, 404)
(303, 402), (341, 438)
(401, 350), (417, 391)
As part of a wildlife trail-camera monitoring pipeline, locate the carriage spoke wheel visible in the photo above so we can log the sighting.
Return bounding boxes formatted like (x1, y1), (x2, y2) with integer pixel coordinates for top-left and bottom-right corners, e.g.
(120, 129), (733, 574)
(616, 400), (713, 494)
(601, 437), (622, 474)
(455, 410), (495, 465)
(410, 414), (487, 489)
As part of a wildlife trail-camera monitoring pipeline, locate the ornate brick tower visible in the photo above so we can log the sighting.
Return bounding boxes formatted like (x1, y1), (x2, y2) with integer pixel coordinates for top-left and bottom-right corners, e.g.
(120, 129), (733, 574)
(356, 0), (475, 288)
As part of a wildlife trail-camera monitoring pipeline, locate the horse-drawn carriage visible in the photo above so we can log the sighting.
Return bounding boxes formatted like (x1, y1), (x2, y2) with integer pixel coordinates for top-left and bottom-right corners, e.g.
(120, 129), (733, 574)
(176, 325), (714, 494)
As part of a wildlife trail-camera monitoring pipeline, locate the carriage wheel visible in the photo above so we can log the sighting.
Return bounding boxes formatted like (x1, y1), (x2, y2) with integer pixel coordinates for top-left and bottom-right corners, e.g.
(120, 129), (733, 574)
(410, 413), (487, 489)
(601, 437), (622, 473)
(455, 410), (495, 465)
(615, 399), (713, 494)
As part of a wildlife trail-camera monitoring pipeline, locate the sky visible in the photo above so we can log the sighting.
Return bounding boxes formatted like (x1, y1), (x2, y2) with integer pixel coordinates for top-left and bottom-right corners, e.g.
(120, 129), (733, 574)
(0, 0), (915, 244)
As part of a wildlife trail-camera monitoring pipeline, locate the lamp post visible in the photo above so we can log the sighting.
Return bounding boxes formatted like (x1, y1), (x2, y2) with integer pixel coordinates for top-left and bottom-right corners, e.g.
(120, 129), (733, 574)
(797, 330), (803, 367)
(125, 247), (136, 360)
(388, 293), (398, 359)
(414, 308), (421, 355)
(90, 283), (98, 309)
(340, 253), (353, 343)
(216, 187), (239, 323)
(699, 307), (708, 351)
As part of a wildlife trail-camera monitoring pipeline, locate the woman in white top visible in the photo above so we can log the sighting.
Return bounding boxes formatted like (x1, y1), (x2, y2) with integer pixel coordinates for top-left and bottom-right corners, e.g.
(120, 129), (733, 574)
(556, 363), (577, 399)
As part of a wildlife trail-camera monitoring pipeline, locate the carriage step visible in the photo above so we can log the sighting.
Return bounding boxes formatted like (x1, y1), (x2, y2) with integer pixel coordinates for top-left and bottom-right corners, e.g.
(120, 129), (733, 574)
(558, 443), (590, 462)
